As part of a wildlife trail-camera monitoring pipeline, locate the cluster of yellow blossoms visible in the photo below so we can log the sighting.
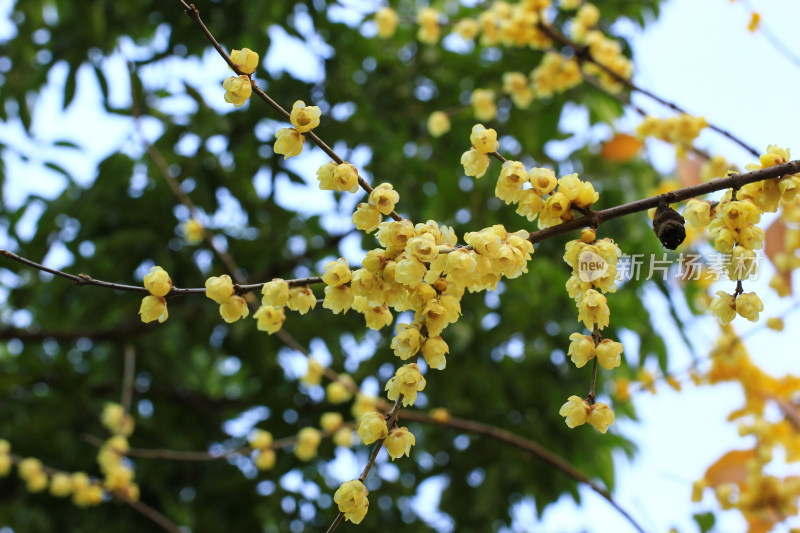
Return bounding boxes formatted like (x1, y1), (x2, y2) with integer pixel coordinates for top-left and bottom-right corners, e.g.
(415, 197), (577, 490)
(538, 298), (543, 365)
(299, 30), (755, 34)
(636, 114), (708, 159)
(206, 274), (250, 323)
(248, 429), (276, 470)
(685, 146), (800, 324)
(222, 48), (259, 107)
(558, 229), (622, 433)
(0, 404), (141, 508)
(97, 403), (139, 502)
(461, 124), (598, 229)
(139, 265), (172, 323)
(274, 100), (322, 159)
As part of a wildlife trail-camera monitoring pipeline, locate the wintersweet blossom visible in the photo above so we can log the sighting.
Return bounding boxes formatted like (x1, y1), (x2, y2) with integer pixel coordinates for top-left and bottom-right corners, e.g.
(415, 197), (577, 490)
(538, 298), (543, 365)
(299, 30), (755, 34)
(385, 363), (426, 407)
(334, 480), (369, 524)
(222, 75), (251, 107)
(357, 412), (388, 445)
(384, 427), (415, 460)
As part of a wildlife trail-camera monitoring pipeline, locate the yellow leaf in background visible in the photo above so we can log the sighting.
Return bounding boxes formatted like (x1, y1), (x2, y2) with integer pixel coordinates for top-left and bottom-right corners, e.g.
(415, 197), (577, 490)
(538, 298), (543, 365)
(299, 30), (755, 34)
(704, 449), (756, 489)
(601, 133), (643, 162)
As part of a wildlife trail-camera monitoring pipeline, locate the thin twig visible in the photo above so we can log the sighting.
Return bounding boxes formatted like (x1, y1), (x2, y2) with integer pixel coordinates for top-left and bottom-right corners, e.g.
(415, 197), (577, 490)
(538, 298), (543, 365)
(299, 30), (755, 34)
(536, 22), (759, 157)
(527, 159), (800, 244)
(172, 0), (403, 222)
(326, 395), (404, 533)
(124, 498), (185, 533)
(6, 161), (797, 297)
(401, 411), (647, 533)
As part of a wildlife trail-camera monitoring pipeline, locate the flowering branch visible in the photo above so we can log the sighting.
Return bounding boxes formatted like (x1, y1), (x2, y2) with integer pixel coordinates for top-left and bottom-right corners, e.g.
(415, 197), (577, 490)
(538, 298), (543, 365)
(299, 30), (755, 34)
(326, 395), (404, 533)
(401, 411), (647, 533)
(172, 0), (403, 222)
(527, 158), (800, 244)
(536, 22), (759, 157)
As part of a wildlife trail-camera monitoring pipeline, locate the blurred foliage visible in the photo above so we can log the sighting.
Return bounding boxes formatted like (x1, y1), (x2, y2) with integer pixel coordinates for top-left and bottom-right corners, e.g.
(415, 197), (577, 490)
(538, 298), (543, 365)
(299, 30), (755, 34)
(0, 0), (686, 531)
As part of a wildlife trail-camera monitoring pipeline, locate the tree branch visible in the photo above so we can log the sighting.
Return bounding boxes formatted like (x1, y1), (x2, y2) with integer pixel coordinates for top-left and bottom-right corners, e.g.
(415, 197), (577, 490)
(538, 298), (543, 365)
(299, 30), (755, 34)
(326, 395), (404, 533)
(536, 22), (759, 157)
(172, 0), (403, 222)
(402, 411), (647, 533)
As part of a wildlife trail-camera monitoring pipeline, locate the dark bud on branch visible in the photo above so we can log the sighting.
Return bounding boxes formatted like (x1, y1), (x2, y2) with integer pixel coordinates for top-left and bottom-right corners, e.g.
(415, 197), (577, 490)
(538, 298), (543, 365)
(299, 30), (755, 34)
(652, 203), (686, 250)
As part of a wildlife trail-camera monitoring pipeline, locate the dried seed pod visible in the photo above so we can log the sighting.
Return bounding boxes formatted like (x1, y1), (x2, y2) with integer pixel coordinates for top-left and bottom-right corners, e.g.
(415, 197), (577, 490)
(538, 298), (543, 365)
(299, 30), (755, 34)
(652, 203), (686, 250)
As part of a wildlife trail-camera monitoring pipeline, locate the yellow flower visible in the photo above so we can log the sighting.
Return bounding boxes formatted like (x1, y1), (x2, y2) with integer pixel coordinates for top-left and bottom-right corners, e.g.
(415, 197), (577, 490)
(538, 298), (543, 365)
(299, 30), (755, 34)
(230, 48), (259, 74)
(327, 378), (354, 404)
(377, 219), (415, 252)
(596, 338), (623, 369)
(249, 429), (273, 450)
(273, 127), (304, 159)
(391, 323), (423, 360)
(261, 278), (290, 307)
(453, 18), (479, 41)
(470, 124), (499, 154)
(408, 234), (438, 262)
(420, 298), (449, 336)
(747, 11), (760, 33)
(352, 393), (378, 421)
(375, 7), (399, 38)
(461, 148), (491, 178)
(254, 449), (276, 470)
(101, 402), (134, 436)
(683, 199), (711, 227)
(253, 305), (285, 334)
(540, 191), (572, 228)
(143, 266), (172, 297)
(357, 412), (388, 444)
(577, 289), (610, 329)
(471, 89), (497, 121)
(369, 183), (400, 215)
(503, 71), (533, 109)
(288, 286), (317, 314)
(352, 203), (382, 233)
(323, 285), (354, 314)
(19, 458), (47, 493)
(422, 336), (448, 370)
(364, 304), (392, 330)
(395, 255), (427, 288)
(766, 317), (784, 331)
(334, 480), (369, 525)
(49, 472), (73, 498)
(427, 111), (451, 137)
(496, 160), (528, 204)
(384, 427), (415, 460)
(587, 402), (615, 433)
(220, 295), (249, 323)
(333, 428), (354, 447)
(710, 291), (736, 325)
(567, 332), (595, 368)
(516, 190), (545, 221)
(385, 363), (426, 407)
(205, 274), (235, 304)
(417, 7), (440, 44)
(559, 395), (590, 428)
(723, 200), (760, 231)
(289, 100), (321, 133)
(735, 292), (763, 322)
(222, 75), (252, 107)
(322, 258), (352, 287)
(139, 295), (168, 323)
(323, 162), (360, 193)
(320, 412), (344, 433)
(429, 408), (450, 423)
(181, 218), (204, 244)
(294, 428), (321, 461)
(530, 167), (557, 195)
(300, 359), (324, 386)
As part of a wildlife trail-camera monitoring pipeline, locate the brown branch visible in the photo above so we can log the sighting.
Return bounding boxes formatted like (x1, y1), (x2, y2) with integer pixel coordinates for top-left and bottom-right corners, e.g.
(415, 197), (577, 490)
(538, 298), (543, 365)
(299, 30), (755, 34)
(124, 498), (185, 533)
(402, 412), (647, 533)
(528, 159), (800, 244)
(172, 0), (403, 221)
(326, 395), (404, 533)
(536, 22), (759, 157)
